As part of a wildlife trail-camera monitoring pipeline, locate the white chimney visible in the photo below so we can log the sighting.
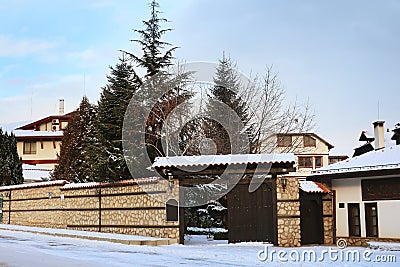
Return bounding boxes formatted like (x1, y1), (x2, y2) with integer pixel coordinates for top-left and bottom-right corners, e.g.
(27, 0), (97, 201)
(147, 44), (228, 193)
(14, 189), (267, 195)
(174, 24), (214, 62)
(373, 120), (385, 150)
(59, 99), (65, 115)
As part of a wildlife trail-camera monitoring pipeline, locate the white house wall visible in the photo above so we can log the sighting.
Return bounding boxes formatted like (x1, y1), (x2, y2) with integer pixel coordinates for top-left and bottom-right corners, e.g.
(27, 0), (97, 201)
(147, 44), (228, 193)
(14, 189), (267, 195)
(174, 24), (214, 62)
(333, 177), (400, 239)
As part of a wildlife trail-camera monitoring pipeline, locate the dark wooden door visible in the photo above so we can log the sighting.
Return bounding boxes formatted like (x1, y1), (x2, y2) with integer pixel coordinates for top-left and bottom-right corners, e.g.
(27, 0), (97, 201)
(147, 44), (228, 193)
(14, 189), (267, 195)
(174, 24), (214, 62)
(227, 183), (276, 243)
(300, 192), (324, 245)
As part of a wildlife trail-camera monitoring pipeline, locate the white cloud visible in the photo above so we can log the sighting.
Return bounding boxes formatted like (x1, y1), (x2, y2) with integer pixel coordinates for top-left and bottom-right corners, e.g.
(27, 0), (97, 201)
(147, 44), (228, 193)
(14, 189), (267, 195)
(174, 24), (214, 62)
(0, 73), (104, 124)
(0, 35), (57, 57)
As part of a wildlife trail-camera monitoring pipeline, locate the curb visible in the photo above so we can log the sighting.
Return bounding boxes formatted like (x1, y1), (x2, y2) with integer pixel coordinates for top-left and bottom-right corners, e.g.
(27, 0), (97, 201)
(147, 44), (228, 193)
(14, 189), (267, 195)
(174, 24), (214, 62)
(0, 226), (177, 246)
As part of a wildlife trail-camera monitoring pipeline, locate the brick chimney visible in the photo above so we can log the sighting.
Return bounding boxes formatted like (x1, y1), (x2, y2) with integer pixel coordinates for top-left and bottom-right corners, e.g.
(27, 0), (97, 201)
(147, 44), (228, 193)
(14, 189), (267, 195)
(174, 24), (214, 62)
(59, 99), (65, 115)
(373, 121), (385, 150)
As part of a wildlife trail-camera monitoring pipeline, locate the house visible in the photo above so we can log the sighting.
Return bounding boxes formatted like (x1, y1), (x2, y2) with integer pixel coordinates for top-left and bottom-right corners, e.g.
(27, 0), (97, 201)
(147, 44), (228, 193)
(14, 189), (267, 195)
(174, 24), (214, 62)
(262, 133), (348, 177)
(308, 121), (400, 246)
(13, 99), (73, 169)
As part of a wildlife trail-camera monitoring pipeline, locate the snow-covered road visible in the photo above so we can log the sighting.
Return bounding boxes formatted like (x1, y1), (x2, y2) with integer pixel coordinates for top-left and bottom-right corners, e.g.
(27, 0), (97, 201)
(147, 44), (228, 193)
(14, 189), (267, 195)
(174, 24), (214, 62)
(0, 228), (399, 266)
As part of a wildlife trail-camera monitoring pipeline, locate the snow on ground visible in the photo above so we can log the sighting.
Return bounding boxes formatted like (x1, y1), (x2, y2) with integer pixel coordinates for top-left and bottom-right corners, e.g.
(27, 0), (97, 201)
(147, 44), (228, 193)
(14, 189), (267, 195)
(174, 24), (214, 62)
(187, 227), (228, 233)
(0, 226), (399, 266)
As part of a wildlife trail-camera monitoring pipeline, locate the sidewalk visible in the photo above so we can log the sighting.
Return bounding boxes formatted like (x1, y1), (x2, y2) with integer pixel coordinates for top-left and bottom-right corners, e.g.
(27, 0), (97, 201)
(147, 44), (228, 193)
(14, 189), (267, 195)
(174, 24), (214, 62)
(0, 224), (177, 246)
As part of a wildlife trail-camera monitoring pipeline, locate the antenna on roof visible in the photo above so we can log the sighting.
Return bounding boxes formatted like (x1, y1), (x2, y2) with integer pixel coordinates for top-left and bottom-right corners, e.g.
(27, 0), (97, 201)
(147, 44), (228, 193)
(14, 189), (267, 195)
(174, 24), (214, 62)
(30, 94), (33, 120)
(377, 100), (380, 120)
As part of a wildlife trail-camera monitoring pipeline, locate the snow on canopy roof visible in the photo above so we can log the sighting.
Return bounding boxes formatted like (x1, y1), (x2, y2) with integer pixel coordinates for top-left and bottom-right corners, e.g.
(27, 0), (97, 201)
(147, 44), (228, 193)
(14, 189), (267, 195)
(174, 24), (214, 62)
(0, 180), (68, 191)
(311, 145), (400, 176)
(61, 177), (160, 190)
(13, 130), (63, 138)
(299, 181), (330, 193)
(22, 164), (52, 182)
(152, 153), (295, 168)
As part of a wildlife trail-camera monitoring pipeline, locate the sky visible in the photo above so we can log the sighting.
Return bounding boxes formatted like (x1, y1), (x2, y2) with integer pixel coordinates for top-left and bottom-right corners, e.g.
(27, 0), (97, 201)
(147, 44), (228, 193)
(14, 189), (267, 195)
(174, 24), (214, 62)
(0, 0), (399, 155)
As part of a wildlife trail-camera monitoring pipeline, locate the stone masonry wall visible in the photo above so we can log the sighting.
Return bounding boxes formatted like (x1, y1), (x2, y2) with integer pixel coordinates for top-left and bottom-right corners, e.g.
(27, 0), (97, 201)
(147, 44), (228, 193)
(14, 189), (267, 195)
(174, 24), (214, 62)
(322, 193), (334, 245)
(0, 179), (180, 243)
(276, 176), (301, 247)
(0, 185), (67, 228)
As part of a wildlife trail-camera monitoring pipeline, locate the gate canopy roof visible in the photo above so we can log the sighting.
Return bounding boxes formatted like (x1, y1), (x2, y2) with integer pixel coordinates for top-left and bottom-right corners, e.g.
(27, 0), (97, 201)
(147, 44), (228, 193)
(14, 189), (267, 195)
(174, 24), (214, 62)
(151, 153), (296, 178)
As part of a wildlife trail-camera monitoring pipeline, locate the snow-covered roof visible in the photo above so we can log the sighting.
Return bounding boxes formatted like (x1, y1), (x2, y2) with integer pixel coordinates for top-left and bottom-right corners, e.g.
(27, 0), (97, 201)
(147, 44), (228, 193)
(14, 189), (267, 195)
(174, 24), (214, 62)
(13, 129), (63, 138)
(299, 181), (330, 193)
(61, 178), (160, 190)
(152, 153), (296, 168)
(22, 164), (52, 182)
(0, 180), (68, 191)
(311, 145), (400, 176)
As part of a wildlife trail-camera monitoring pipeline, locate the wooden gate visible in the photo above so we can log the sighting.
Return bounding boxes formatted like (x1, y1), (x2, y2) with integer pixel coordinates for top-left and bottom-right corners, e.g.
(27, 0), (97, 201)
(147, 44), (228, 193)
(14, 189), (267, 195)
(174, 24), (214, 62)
(227, 182), (276, 243)
(300, 191), (324, 245)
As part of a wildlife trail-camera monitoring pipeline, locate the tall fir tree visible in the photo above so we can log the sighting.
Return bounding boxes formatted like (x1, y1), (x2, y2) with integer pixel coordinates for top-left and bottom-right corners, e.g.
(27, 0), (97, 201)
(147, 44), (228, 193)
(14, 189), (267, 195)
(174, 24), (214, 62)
(205, 54), (255, 154)
(122, 0), (188, 162)
(94, 0), (190, 181)
(123, 0), (177, 78)
(94, 56), (140, 182)
(0, 129), (23, 185)
(53, 96), (97, 182)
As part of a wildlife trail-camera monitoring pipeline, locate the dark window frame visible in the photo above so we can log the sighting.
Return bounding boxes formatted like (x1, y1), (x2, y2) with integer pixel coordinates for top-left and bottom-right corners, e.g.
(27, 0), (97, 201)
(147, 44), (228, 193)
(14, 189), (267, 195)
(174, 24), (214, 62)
(365, 202), (379, 237)
(23, 141), (37, 154)
(298, 156), (313, 168)
(348, 203), (361, 237)
(303, 135), (316, 147)
(277, 135), (292, 147)
(315, 156), (323, 168)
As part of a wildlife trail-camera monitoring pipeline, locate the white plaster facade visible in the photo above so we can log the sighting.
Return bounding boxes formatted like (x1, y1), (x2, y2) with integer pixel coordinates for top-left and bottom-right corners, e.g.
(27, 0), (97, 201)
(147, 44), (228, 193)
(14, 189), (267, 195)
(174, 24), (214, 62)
(333, 176), (400, 239)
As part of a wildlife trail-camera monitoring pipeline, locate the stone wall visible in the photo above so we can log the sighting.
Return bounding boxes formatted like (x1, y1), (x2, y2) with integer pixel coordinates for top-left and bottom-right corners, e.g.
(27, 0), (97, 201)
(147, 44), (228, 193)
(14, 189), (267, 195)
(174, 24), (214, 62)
(276, 176), (301, 247)
(0, 179), (180, 243)
(322, 193), (334, 245)
(337, 236), (400, 247)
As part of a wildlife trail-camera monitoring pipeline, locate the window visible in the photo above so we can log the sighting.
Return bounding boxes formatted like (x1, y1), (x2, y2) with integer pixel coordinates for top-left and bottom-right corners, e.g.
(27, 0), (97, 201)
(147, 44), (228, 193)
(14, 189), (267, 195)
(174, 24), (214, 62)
(23, 141), (36, 154)
(303, 135), (316, 147)
(277, 135), (292, 147)
(298, 157), (313, 168)
(348, 203), (361, 237)
(315, 157), (323, 168)
(365, 203), (378, 237)
(166, 199), (179, 222)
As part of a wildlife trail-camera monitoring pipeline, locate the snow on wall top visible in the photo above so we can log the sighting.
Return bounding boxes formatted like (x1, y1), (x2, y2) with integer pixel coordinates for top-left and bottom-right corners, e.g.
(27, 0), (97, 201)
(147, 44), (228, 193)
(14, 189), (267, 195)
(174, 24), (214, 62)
(311, 145), (400, 176)
(0, 180), (68, 191)
(152, 153), (296, 168)
(61, 177), (160, 190)
(299, 181), (330, 193)
(13, 130), (64, 138)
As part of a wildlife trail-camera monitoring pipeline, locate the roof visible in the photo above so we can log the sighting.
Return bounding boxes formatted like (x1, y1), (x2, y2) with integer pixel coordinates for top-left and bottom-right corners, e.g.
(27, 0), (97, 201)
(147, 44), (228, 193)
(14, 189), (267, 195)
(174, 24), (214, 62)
(0, 180), (68, 191)
(267, 132), (334, 150)
(299, 181), (331, 193)
(152, 153), (296, 168)
(311, 145), (400, 177)
(61, 178), (160, 190)
(17, 112), (74, 130)
(22, 164), (52, 182)
(13, 130), (64, 138)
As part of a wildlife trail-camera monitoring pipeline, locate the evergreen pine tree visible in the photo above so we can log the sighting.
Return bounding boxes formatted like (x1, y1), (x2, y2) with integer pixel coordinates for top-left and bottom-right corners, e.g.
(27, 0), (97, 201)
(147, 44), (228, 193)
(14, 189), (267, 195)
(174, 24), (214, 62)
(205, 54), (255, 154)
(0, 129), (23, 185)
(94, 0), (191, 181)
(53, 96), (97, 182)
(122, 0), (177, 78)
(95, 56), (140, 182)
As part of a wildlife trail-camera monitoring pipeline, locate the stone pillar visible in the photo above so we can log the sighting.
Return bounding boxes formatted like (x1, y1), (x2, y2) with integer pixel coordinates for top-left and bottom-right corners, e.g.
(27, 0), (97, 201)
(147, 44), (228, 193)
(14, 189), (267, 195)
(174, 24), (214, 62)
(276, 176), (301, 247)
